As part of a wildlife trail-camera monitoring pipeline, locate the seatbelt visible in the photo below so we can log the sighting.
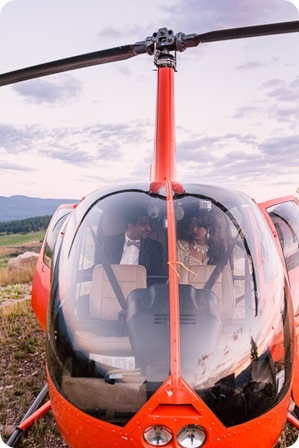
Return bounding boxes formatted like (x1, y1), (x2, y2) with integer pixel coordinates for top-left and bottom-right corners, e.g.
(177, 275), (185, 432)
(100, 246), (127, 312)
(204, 235), (238, 291)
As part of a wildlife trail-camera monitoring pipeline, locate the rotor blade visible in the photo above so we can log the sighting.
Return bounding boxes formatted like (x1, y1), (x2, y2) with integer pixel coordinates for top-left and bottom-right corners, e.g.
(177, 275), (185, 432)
(0, 42), (146, 87)
(182, 20), (299, 48)
(2, 20), (299, 87)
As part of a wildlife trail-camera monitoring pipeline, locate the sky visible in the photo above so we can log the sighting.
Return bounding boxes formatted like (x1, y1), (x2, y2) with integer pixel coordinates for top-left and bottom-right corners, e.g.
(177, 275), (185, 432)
(0, 0), (299, 202)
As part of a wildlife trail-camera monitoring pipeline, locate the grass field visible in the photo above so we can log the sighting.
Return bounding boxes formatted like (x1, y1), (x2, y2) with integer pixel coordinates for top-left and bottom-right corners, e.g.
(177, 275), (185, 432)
(0, 233), (66, 447)
(0, 231), (45, 248)
(0, 231), (43, 273)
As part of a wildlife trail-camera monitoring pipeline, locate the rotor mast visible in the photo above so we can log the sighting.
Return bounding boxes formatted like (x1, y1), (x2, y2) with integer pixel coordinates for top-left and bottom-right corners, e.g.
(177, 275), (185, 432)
(147, 29), (182, 194)
(151, 48), (176, 185)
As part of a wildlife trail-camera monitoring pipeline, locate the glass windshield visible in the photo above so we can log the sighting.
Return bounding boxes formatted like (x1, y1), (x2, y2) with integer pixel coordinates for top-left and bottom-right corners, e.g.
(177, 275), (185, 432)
(43, 207), (73, 268)
(47, 187), (292, 428)
(47, 191), (169, 426)
(174, 195), (292, 426)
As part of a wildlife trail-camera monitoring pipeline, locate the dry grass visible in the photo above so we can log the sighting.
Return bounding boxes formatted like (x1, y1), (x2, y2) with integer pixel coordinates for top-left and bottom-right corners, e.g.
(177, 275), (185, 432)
(0, 241), (41, 286)
(0, 241), (42, 259)
(277, 422), (299, 447)
(0, 283), (30, 305)
(0, 268), (35, 287)
(0, 300), (67, 447)
(0, 239), (66, 447)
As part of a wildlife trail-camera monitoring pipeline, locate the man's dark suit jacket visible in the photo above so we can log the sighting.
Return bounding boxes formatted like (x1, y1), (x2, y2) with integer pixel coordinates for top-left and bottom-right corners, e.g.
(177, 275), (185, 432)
(102, 233), (164, 280)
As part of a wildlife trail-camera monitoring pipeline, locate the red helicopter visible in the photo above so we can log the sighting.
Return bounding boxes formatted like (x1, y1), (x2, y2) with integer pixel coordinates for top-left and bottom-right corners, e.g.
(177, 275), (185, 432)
(1, 20), (299, 448)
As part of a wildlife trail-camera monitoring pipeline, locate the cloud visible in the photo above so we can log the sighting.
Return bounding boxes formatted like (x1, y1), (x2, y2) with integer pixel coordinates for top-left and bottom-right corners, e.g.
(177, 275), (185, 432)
(236, 57), (278, 71)
(0, 119), (153, 168)
(260, 75), (299, 123)
(97, 27), (129, 41)
(0, 122), (94, 164)
(0, 159), (34, 172)
(97, 146), (123, 161)
(41, 147), (94, 165)
(0, 123), (44, 152)
(261, 134), (299, 161)
(230, 73), (299, 125)
(163, 0), (299, 33)
(232, 106), (261, 119)
(177, 136), (219, 158)
(12, 75), (83, 104)
(177, 132), (258, 164)
(90, 121), (153, 159)
(267, 86), (296, 102)
(175, 125), (299, 192)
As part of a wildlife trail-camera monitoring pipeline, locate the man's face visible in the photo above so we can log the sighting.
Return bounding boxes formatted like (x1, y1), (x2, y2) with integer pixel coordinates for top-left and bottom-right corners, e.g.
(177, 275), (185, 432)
(128, 216), (151, 240)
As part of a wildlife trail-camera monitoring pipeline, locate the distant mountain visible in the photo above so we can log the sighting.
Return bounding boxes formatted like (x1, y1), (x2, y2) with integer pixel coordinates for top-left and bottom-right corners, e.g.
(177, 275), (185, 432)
(0, 195), (78, 222)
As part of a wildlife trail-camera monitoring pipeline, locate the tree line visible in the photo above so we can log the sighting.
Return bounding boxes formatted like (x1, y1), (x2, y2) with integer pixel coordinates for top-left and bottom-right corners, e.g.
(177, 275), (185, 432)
(0, 215), (52, 234)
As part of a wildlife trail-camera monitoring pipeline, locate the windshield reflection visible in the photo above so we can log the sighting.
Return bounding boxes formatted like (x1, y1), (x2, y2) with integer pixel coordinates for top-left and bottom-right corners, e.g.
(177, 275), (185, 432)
(47, 188), (292, 428)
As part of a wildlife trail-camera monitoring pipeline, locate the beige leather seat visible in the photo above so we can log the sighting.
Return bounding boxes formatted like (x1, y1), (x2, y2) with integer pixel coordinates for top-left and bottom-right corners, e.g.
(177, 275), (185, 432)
(178, 264), (235, 320)
(74, 264), (147, 356)
(89, 264), (147, 320)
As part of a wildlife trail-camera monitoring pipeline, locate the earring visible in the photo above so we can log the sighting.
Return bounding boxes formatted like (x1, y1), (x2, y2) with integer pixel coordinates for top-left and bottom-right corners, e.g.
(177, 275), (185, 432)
(207, 230), (210, 240)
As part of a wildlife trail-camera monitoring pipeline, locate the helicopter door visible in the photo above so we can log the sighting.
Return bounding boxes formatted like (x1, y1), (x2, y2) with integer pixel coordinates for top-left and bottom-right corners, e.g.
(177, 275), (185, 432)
(259, 197), (299, 313)
(259, 197), (299, 408)
(32, 204), (75, 330)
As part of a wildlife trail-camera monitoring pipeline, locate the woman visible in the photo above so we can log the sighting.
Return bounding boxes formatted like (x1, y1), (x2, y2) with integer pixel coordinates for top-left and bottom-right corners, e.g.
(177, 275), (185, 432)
(177, 210), (226, 268)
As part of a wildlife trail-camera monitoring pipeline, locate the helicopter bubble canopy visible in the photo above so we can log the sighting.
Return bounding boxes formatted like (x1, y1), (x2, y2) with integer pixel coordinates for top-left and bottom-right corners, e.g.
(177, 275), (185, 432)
(47, 184), (293, 429)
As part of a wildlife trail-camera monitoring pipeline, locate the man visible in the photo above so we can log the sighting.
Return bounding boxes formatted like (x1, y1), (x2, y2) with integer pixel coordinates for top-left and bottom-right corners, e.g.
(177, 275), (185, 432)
(102, 207), (164, 283)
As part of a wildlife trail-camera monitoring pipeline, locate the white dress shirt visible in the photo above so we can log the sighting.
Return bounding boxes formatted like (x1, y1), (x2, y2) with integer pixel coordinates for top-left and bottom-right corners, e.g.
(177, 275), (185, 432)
(120, 234), (141, 265)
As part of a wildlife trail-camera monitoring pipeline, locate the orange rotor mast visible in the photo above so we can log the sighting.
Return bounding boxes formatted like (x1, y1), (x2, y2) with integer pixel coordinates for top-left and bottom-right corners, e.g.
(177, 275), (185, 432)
(150, 36), (184, 390)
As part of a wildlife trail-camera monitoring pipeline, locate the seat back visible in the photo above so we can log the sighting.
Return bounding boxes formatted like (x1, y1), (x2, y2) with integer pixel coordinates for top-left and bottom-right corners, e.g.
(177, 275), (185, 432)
(89, 264), (147, 320)
(127, 284), (222, 379)
(179, 264), (235, 320)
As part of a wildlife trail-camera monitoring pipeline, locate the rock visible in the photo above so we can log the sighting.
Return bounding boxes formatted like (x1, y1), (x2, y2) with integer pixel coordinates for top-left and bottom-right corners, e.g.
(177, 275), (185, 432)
(7, 251), (39, 272)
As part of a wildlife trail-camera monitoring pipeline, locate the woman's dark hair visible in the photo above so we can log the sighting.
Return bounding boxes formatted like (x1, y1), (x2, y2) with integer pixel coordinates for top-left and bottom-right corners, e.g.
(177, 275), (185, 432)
(178, 209), (226, 263)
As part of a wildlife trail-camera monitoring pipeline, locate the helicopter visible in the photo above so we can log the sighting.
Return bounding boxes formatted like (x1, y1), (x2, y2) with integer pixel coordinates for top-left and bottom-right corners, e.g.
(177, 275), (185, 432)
(1, 19), (299, 448)
(31, 203), (78, 332)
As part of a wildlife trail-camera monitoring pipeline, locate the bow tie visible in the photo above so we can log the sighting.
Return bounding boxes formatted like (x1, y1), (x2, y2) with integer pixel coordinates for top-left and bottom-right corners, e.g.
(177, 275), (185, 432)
(127, 239), (141, 248)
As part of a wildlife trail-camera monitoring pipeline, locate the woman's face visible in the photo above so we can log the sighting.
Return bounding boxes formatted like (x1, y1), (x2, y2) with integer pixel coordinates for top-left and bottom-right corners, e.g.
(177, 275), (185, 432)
(190, 217), (208, 242)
